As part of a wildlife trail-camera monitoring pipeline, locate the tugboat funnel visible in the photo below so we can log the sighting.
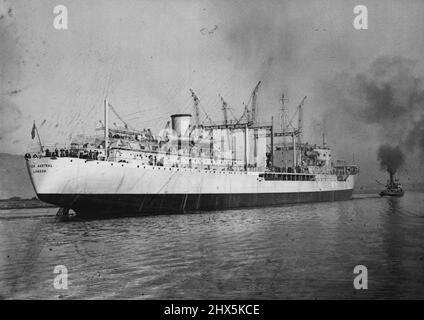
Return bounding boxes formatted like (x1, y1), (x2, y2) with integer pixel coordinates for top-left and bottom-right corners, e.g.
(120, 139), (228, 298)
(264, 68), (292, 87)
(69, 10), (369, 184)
(389, 171), (394, 185)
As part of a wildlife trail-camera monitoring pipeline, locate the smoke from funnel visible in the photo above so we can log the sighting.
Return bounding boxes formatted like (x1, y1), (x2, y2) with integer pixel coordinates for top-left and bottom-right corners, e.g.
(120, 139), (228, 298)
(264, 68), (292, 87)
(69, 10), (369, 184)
(377, 144), (405, 175)
(318, 57), (424, 178)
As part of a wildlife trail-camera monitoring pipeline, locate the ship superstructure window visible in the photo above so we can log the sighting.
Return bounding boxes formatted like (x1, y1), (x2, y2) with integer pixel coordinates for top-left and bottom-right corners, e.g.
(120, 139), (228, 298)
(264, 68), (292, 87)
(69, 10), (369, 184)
(259, 173), (315, 181)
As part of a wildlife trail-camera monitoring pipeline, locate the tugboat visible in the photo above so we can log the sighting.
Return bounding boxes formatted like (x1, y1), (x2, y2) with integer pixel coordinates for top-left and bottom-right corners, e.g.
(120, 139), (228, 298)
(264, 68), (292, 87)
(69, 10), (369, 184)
(380, 172), (404, 197)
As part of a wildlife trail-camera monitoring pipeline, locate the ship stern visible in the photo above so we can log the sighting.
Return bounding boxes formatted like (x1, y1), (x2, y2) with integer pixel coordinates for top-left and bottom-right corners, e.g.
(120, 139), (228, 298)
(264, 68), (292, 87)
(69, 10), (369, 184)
(25, 156), (69, 208)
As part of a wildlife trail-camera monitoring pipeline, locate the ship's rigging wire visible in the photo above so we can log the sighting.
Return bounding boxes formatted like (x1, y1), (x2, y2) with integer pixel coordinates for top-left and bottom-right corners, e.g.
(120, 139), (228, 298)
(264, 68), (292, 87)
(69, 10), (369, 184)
(50, 56), (250, 145)
(125, 77), (194, 122)
(69, 55), (118, 138)
(39, 35), (237, 144)
(58, 57), (108, 139)
(125, 91), (189, 121)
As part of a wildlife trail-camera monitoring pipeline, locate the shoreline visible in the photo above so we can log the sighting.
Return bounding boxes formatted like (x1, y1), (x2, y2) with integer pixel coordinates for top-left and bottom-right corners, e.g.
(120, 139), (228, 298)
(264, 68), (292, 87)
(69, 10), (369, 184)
(0, 198), (56, 210)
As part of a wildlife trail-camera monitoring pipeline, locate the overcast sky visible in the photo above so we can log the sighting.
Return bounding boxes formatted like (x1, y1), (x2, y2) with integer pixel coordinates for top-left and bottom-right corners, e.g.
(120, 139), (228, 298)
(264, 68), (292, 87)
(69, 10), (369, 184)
(1, 0), (424, 186)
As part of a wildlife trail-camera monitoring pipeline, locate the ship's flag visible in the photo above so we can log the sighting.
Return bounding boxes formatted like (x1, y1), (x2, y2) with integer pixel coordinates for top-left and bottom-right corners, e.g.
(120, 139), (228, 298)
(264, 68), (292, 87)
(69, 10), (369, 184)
(31, 121), (36, 139)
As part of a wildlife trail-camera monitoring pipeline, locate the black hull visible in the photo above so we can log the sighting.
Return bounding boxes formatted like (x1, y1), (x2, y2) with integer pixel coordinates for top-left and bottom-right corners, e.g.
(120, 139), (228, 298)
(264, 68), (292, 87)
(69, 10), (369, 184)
(379, 191), (405, 197)
(38, 189), (353, 217)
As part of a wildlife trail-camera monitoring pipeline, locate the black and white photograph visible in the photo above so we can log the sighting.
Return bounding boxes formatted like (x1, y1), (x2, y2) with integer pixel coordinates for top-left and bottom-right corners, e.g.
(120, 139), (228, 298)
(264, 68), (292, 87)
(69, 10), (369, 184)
(1, 0), (424, 304)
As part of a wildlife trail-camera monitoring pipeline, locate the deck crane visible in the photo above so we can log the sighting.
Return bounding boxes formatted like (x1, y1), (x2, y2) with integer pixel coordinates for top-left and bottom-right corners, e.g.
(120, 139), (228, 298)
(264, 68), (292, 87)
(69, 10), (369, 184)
(297, 96), (307, 145)
(189, 89), (214, 126)
(218, 94), (239, 160)
(219, 94), (229, 125)
(251, 81), (261, 124)
(107, 101), (132, 130)
(236, 81), (261, 126)
(189, 88), (200, 126)
(271, 94), (307, 168)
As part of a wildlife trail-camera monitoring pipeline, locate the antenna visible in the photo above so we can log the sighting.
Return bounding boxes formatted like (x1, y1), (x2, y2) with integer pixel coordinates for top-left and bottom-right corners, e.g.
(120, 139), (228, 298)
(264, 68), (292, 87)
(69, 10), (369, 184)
(322, 129), (326, 147)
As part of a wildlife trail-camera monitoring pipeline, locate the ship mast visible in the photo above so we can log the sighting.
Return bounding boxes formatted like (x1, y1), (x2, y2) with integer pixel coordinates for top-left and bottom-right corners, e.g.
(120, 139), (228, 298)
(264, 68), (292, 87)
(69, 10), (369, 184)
(244, 123), (249, 171)
(104, 98), (109, 159)
(292, 132), (296, 169)
(321, 118), (327, 148)
(270, 116), (274, 169)
(279, 93), (289, 169)
(274, 93), (307, 169)
(296, 96), (307, 166)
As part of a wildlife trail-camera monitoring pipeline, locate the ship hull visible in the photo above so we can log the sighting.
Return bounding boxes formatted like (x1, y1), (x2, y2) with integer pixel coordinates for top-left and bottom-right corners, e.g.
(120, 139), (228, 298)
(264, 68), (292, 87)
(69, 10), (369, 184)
(379, 190), (405, 197)
(37, 190), (353, 216)
(27, 157), (355, 217)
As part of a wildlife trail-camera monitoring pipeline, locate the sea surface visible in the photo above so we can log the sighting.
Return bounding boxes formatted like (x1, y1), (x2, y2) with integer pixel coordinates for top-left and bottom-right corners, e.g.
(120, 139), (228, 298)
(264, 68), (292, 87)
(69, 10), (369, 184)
(1, 192), (424, 299)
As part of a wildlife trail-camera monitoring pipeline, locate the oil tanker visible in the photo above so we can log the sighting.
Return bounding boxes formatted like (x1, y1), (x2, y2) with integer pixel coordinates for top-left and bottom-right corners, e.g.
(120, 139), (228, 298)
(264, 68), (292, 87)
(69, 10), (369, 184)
(25, 82), (358, 216)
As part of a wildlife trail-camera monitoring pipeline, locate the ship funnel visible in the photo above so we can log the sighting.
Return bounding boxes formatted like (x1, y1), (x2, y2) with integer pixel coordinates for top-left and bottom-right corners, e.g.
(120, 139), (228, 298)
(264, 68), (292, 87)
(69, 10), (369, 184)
(171, 114), (192, 137)
(389, 171), (394, 185)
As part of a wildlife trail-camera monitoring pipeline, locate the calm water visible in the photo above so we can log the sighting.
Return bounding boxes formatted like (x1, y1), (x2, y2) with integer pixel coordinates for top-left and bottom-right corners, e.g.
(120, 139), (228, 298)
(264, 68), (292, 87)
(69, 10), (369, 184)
(1, 192), (424, 299)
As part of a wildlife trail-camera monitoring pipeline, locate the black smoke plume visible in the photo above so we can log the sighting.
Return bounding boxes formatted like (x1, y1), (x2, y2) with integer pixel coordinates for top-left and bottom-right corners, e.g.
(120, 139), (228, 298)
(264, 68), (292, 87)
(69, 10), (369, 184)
(320, 56), (424, 174)
(353, 57), (423, 175)
(354, 57), (424, 129)
(377, 144), (405, 175)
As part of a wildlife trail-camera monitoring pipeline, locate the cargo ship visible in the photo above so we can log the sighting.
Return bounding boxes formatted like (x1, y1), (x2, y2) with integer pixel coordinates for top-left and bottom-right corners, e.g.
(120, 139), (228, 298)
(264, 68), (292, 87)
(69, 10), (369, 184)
(25, 82), (358, 216)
